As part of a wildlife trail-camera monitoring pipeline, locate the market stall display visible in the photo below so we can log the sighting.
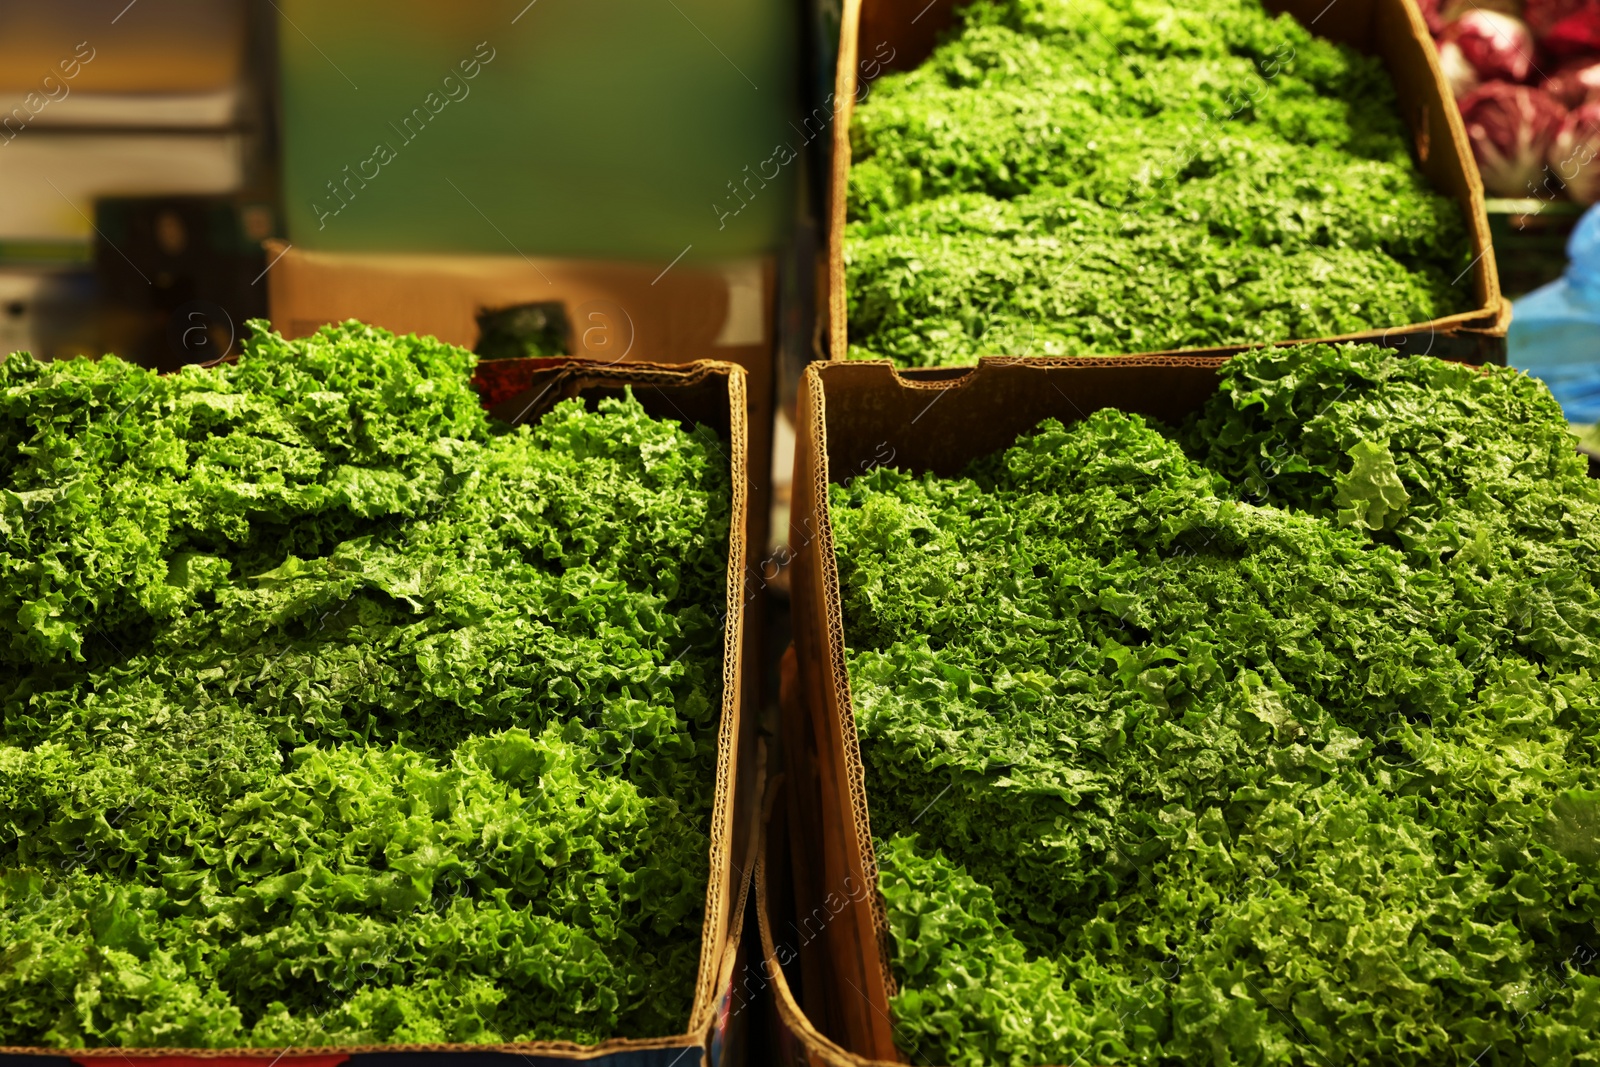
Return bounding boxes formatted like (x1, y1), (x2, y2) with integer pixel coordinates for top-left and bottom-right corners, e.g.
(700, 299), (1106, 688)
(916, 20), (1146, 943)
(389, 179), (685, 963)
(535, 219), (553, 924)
(772, 347), (1600, 1065)
(831, 0), (1503, 366)
(0, 326), (750, 1056)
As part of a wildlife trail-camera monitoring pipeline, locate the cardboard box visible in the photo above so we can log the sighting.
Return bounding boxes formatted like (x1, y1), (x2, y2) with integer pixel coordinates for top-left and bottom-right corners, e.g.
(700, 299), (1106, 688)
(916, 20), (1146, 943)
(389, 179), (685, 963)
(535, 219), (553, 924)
(0, 359), (754, 1067)
(824, 0), (1510, 365)
(766, 354), (1600, 1066)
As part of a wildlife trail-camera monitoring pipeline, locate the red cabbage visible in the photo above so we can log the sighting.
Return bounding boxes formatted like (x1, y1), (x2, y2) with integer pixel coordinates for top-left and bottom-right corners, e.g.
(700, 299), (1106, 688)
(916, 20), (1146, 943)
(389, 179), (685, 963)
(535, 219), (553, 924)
(1543, 57), (1600, 106)
(1445, 10), (1537, 81)
(1549, 99), (1600, 202)
(1460, 82), (1568, 195)
(1525, 0), (1600, 55)
(1441, 0), (1531, 19)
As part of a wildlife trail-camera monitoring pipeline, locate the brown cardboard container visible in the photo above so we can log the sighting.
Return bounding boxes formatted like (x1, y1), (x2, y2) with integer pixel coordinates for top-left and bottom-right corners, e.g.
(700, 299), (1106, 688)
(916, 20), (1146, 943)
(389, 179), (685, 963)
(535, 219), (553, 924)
(263, 242), (777, 558)
(0, 359), (754, 1067)
(766, 355), (1600, 1066)
(770, 356), (1252, 1066)
(825, 0), (1510, 366)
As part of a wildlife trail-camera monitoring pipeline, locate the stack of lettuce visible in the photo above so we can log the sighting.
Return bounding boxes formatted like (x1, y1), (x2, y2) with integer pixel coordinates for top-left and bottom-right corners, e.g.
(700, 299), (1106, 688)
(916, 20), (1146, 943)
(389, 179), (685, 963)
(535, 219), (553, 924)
(834, 344), (1600, 1064)
(0, 323), (730, 1047)
(846, 0), (1474, 365)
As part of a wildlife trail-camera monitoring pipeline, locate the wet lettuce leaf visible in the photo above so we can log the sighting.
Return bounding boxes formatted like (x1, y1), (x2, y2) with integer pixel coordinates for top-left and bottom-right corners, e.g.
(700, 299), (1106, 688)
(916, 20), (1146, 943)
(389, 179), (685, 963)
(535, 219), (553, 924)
(834, 344), (1600, 1065)
(845, 0), (1473, 365)
(0, 321), (730, 1046)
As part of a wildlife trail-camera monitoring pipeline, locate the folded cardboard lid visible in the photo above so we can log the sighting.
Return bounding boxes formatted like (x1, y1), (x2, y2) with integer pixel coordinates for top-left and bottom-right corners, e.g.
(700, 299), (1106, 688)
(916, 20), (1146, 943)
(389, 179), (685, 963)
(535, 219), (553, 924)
(816, 357), (1229, 479)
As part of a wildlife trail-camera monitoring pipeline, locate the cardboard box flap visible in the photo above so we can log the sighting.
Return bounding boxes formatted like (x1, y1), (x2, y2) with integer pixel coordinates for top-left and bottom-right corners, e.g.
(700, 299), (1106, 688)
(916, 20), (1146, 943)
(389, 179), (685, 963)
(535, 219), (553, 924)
(817, 358), (1230, 478)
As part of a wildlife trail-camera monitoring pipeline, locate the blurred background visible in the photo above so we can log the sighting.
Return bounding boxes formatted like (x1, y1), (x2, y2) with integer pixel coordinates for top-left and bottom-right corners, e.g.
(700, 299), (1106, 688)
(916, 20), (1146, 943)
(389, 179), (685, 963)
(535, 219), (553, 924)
(0, 0), (828, 376)
(0, 0), (269, 366)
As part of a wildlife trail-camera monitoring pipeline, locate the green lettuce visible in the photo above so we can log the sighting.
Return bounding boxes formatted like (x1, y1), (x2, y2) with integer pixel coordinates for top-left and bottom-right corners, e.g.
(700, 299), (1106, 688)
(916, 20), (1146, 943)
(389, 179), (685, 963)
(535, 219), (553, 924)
(834, 344), (1600, 1064)
(0, 321), (730, 1046)
(845, 0), (1473, 365)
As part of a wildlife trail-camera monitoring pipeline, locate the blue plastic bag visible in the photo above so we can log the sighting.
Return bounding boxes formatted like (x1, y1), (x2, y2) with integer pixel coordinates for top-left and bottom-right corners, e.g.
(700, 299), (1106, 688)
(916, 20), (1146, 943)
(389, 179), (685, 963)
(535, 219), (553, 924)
(1509, 203), (1600, 423)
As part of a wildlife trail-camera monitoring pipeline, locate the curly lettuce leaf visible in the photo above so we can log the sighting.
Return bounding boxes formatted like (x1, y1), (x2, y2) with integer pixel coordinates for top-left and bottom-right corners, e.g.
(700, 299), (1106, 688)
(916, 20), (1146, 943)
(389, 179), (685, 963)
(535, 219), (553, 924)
(844, 0), (1471, 365)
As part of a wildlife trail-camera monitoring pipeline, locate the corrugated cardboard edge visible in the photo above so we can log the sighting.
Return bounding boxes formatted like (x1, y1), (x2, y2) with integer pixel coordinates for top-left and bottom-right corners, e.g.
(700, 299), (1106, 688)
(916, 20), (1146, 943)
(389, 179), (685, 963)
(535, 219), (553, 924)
(0, 359), (750, 1066)
(825, 0), (1505, 362)
(695, 358), (747, 1045)
(805, 362), (892, 1004)
(827, 0), (865, 368)
(757, 824), (891, 1067)
(787, 363), (901, 1061)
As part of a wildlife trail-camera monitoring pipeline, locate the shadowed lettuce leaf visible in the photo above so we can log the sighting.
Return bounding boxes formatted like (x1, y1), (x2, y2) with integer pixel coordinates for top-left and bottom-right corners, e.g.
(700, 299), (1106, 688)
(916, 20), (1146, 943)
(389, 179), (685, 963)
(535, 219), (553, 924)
(834, 344), (1600, 1065)
(0, 321), (729, 1046)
